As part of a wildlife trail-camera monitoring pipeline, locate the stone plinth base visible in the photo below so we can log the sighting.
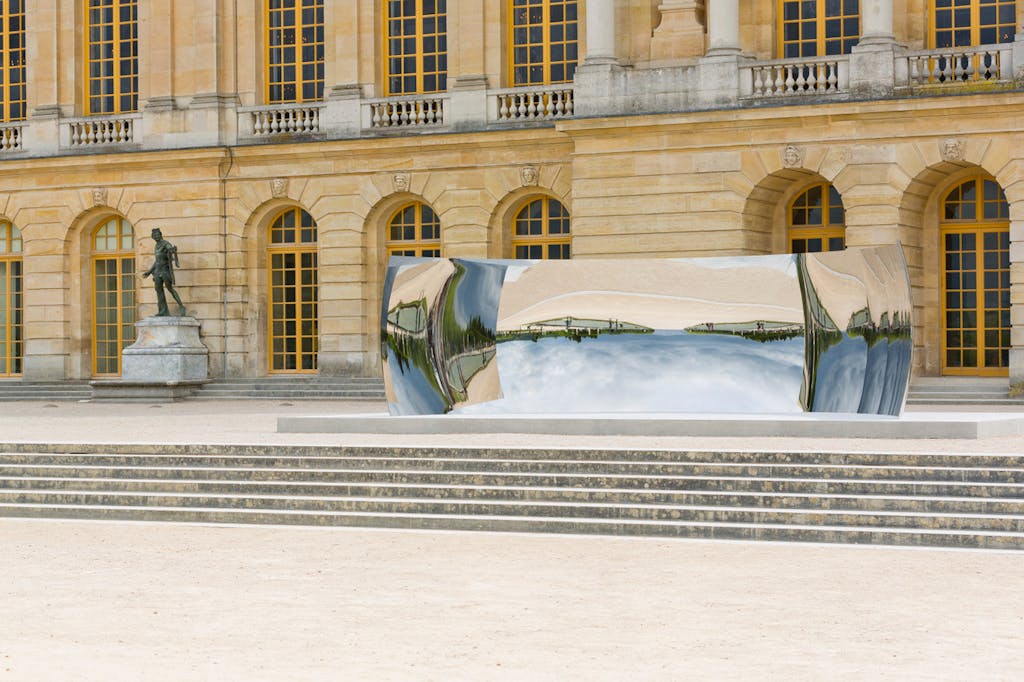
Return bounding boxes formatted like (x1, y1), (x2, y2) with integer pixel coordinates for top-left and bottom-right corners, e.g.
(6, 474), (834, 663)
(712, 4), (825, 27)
(90, 316), (209, 402)
(90, 380), (206, 403)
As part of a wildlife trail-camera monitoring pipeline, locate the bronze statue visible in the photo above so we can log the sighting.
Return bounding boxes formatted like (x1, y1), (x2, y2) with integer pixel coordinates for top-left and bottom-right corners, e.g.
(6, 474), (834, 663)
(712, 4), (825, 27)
(142, 227), (186, 317)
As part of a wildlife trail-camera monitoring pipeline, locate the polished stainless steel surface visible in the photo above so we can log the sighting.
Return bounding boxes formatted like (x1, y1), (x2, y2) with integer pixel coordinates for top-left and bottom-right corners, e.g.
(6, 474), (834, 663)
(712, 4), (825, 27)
(382, 245), (912, 416)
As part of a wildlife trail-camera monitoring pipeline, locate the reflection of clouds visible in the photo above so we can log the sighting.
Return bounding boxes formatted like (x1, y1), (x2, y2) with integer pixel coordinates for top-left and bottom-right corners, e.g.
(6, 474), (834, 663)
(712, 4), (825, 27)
(672, 254), (798, 277)
(455, 332), (805, 414)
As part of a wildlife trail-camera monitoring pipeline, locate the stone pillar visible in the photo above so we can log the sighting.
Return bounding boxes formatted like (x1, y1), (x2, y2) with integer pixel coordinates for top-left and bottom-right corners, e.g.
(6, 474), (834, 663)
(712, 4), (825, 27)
(23, 0), (61, 154)
(448, 0), (488, 132)
(584, 0), (617, 64)
(650, 1), (706, 62)
(859, 0), (895, 45)
(849, 0), (897, 99)
(142, 0), (175, 110)
(706, 0), (740, 56)
(322, 0), (361, 136)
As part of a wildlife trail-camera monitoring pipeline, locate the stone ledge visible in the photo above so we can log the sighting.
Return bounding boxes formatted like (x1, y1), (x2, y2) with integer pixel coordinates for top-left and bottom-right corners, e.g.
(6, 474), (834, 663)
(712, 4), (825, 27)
(89, 380), (208, 403)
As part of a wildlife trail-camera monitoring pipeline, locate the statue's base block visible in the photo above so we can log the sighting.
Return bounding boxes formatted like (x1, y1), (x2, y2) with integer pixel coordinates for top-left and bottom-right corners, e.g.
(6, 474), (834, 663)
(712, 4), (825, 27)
(90, 316), (209, 402)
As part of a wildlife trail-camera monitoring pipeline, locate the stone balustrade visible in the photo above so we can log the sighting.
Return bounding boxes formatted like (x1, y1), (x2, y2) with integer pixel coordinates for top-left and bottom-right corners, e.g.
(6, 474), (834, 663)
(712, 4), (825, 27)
(245, 103), (324, 137)
(5, 41), (1019, 156)
(900, 45), (1012, 88)
(741, 57), (849, 99)
(65, 115), (139, 147)
(489, 86), (575, 122)
(363, 95), (447, 129)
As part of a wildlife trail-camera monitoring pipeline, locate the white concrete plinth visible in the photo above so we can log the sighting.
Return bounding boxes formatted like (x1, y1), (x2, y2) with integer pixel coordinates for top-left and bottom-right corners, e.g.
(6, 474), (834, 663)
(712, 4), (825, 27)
(277, 412), (1024, 440)
(91, 316), (209, 402)
(122, 316), (209, 383)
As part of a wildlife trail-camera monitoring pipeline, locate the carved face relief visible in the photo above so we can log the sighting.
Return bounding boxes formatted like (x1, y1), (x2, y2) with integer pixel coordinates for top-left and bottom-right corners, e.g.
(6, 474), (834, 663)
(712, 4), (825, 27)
(92, 187), (108, 206)
(782, 145), (804, 169)
(271, 178), (288, 198)
(940, 138), (964, 162)
(392, 173), (410, 193)
(520, 165), (539, 186)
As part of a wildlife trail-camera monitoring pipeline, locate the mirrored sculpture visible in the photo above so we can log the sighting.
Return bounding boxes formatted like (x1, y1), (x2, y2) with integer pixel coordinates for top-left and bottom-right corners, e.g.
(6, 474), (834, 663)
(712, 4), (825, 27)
(381, 245), (912, 416)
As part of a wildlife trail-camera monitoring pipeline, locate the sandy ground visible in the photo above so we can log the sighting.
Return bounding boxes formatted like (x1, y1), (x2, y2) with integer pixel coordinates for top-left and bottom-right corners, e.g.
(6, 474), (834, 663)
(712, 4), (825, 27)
(2, 520), (1023, 681)
(0, 399), (1023, 680)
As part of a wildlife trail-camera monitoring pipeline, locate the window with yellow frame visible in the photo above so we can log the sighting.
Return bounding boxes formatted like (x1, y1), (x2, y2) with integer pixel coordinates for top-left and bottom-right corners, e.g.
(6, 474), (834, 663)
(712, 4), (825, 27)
(267, 0), (324, 103)
(91, 217), (135, 376)
(0, 1), (26, 122)
(0, 222), (22, 377)
(268, 207), (318, 373)
(512, 196), (570, 259)
(932, 0), (1017, 48)
(385, 0), (447, 95)
(85, 0), (138, 115)
(386, 203), (441, 257)
(779, 0), (860, 58)
(788, 183), (846, 253)
(940, 175), (1010, 374)
(511, 0), (578, 86)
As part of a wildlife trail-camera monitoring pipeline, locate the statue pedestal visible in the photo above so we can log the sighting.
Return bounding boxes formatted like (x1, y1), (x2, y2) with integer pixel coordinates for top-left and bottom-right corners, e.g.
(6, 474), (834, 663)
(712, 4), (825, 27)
(91, 316), (209, 402)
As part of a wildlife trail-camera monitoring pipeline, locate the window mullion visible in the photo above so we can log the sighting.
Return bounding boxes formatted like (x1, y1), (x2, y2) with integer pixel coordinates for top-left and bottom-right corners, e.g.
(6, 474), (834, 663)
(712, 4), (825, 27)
(415, 2), (424, 94)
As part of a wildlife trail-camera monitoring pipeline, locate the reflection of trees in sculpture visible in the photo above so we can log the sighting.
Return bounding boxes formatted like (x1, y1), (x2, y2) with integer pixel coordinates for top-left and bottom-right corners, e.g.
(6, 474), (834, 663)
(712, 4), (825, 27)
(684, 321), (804, 344)
(384, 261), (500, 412)
(497, 317), (653, 343)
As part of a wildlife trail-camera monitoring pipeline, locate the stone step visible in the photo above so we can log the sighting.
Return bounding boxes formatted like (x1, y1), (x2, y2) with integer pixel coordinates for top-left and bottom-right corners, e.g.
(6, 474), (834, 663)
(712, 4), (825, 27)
(3, 457), (1024, 483)
(4, 476), (1024, 515)
(2, 446), (1024, 468)
(3, 464), (1024, 498)
(3, 490), (1024, 533)
(1, 502), (1021, 549)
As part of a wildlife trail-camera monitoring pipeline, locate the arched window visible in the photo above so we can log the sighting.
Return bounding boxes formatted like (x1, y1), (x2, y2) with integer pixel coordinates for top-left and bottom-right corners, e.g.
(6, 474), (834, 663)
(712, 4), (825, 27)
(385, 0), (447, 95)
(0, 1), (25, 122)
(386, 202), (441, 257)
(788, 182), (846, 253)
(512, 196), (570, 259)
(779, 0), (860, 57)
(941, 174), (1010, 375)
(267, 0), (324, 103)
(0, 222), (22, 376)
(92, 217), (135, 376)
(932, 0), (1016, 48)
(511, 0), (578, 86)
(86, 0), (137, 114)
(268, 207), (318, 372)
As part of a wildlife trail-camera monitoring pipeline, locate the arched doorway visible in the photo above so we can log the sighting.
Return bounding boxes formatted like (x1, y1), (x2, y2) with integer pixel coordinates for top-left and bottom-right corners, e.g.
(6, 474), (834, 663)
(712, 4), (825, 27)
(0, 221), (22, 376)
(788, 181), (846, 253)
(511, 196), (571, 259)
(91, 216), (136, 376)
(385, 202), (441, 257)
(267, 207), (318, 373)
(940, 174), (1010, 375)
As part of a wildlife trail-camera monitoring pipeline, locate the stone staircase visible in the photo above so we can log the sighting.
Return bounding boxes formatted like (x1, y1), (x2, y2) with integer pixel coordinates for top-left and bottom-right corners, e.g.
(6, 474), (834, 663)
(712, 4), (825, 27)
(191, 376), (385, 401)
(0, 381), (93, 401)
(906, 377), (1023, 406)
(0, 443), (1022, 550)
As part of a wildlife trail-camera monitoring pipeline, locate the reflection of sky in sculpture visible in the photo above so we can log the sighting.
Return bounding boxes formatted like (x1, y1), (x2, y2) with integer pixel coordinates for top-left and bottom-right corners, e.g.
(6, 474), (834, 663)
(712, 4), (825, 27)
(386, 349), (449, 416)
(454, 332), (805, 414)
(809, 334), (868, 413)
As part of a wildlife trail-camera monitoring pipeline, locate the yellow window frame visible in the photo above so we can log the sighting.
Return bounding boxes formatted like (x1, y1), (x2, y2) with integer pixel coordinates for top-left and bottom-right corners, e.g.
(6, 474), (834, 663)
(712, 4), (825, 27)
(0, 221), (22, 376)
(267, 207), (319, 373)
(509, 0), (579, 86)
(383, 0), (448, 96)
(778, 0), (861, 58)
(930, 0), (1018, 49)
(90, 217), (135, 377)
(939, 175), (1010, 376)
(265, 0), (325, 104)
(787, 182), (846, 253)
(511, 196), (571, 259)
(386, 202), (442, 258)
(0, 1), (26, 122)
(84, 0), (138, 115)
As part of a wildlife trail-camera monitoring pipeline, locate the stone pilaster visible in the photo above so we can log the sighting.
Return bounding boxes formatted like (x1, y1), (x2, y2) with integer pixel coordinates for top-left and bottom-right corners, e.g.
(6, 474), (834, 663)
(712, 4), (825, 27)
(650, 1), (705, 62)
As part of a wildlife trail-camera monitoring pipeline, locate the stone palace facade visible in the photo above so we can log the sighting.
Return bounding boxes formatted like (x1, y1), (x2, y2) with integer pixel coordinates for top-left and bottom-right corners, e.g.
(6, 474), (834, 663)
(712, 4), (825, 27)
(0, 0), (1022, 390)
